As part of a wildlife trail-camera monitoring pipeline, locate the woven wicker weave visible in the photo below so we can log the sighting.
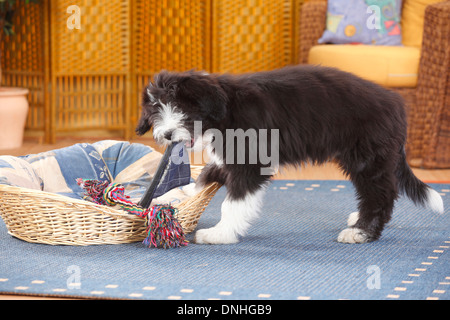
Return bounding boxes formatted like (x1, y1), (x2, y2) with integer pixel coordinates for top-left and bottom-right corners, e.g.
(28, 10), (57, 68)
(133, 0), (210, 74)
(2, 0), (306, 142)
(406, 1), (450, 169)
(132, 0), (211, 130)
(211, 0), (295, 73)
(0, 0), (50, 137)
(49, 0), (132, 142)
(51, 0), (130, 74)
(298, 0), (327, 65)
(298, 0), (450, 169)
(0, 166), (220, 246)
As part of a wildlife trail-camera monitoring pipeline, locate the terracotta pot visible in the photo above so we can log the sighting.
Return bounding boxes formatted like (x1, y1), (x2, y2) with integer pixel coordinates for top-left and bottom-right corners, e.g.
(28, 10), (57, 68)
(0, 87), (29, 150)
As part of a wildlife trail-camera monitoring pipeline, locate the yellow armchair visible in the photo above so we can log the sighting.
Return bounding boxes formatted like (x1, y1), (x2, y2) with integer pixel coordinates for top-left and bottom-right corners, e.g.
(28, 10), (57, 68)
(298, 1), (450, 169)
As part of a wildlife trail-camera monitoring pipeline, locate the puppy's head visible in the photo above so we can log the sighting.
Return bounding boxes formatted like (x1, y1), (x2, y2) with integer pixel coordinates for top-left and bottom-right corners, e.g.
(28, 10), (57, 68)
(136, 70), (228, 148)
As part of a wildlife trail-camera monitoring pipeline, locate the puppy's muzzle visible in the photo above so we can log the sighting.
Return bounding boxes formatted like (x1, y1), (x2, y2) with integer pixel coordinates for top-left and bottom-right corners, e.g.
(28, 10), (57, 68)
(163, 131), (173, 141)
(159, 129), (194, 148)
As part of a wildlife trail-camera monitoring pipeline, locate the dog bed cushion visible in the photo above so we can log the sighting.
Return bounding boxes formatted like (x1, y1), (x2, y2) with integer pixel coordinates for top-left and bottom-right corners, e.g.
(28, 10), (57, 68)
(0, 140), (192, 205)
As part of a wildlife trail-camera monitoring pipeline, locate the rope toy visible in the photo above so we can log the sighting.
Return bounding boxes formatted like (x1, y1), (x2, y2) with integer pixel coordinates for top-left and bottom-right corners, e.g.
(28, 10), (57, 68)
(76, 142), (191, 249)
(76, 179), (188, 249)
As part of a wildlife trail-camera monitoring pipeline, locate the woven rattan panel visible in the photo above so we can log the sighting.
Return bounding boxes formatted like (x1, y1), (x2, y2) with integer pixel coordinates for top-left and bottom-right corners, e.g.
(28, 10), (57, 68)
(51, 0), (130, 74)
(54, 75), (127, 132)
(50, 0), (130, 138)
(212, 0), (294, 73)
(134, 0), (210, 74)
(1, 0), (304, 142)
(406, 1), (450, 168)
(0, 1), (48, 132)
(132, 0), (211, 128)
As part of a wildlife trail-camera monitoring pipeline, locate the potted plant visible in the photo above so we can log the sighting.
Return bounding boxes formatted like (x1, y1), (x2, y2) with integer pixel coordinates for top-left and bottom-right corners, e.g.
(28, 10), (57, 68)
(0, 0), (38, 150)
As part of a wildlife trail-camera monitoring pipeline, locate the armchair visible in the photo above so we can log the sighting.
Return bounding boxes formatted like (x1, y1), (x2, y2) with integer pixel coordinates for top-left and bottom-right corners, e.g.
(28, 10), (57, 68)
(298, 1), (450, 169)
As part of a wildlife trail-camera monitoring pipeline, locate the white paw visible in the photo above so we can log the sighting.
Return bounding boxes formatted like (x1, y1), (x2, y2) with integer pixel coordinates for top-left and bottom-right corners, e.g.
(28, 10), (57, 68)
(337, 228), (369, 244)
(347, 211), (359, 227)
(182, 183), (201, 197)
(194, 226), (239, 245)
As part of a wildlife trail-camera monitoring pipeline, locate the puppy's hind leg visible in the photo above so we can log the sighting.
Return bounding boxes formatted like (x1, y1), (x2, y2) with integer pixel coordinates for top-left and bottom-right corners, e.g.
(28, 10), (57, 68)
(337, 157), (399, 243)
(194, 184), (268, 245)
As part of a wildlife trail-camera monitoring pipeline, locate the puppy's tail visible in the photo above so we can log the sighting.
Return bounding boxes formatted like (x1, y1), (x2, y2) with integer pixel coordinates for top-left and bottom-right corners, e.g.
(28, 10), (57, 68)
(396, 148), (444, 214)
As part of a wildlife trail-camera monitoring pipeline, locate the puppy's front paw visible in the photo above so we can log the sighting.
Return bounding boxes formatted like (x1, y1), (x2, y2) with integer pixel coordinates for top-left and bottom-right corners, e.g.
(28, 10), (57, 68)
(182, 183), (201, 197)
(337, 228), (370, 244)
(194, 227), (239, 245)
(347, 211), (359, 227)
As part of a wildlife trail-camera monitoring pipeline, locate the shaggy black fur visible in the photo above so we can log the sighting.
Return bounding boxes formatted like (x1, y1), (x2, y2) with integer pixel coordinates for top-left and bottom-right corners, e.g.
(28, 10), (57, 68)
(136, 65), (433, 242)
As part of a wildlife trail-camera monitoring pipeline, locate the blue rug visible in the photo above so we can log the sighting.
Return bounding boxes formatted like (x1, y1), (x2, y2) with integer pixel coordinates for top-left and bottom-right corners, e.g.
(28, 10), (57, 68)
(0, 180), (448, 300)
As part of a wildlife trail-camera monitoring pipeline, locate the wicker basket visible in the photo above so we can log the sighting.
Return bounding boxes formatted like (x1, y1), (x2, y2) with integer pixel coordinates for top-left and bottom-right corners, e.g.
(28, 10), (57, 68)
(0, 167), (220, 246)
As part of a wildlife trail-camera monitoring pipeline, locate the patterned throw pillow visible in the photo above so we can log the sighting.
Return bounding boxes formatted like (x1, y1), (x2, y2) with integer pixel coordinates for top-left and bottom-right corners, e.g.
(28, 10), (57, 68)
(318, 0), (402, 45)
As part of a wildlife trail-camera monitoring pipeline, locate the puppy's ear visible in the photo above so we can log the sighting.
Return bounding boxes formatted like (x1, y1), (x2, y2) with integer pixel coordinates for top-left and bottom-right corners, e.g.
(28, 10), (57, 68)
(177, 73), (228, 121)
(135, 114), (151, 136)
(135, 83), (156, 136)
(199, 83), (228, 122)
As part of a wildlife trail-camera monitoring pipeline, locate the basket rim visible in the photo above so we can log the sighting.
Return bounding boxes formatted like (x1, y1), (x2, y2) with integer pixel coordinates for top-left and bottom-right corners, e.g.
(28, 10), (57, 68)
(0, 180), (221, 221)
(0, 183), (142, 221)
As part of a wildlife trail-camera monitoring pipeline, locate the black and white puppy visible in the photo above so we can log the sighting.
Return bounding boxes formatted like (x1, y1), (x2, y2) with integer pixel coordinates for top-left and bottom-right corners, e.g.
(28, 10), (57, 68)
(136, 65), (444, 245)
